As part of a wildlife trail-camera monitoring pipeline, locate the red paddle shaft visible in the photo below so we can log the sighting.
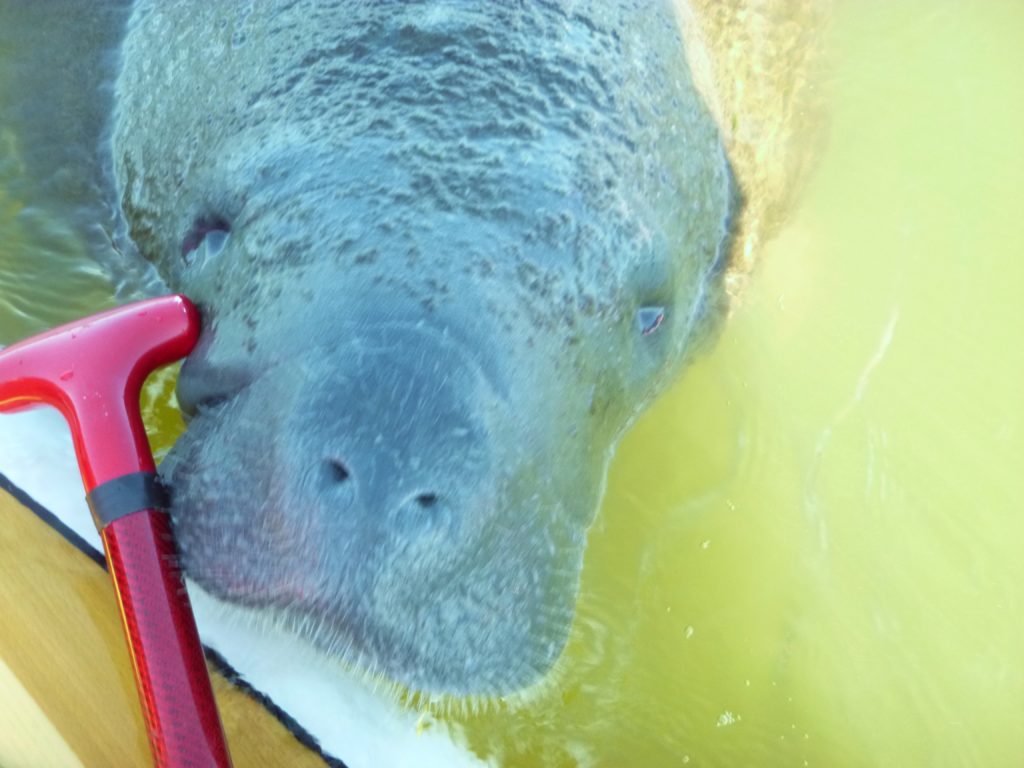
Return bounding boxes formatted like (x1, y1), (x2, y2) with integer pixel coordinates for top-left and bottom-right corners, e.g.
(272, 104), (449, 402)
(0, 295), (232, 767)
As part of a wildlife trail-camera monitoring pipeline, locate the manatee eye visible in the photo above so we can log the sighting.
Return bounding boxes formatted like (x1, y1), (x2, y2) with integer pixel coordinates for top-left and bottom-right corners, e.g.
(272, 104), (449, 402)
(637, 306), (666, 336)
(182, 218), (231, 267)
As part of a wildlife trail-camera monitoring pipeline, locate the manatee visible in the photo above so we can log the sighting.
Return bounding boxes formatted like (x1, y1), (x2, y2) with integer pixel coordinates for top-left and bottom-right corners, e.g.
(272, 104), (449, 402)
(13, 0), (735, 696)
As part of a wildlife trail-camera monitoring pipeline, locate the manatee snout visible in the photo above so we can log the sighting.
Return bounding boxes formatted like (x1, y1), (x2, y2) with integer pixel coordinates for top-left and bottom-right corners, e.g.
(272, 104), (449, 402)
(114, 1), (735, 696)
(176, 327), (495, 532)
(167, 319), (593, 692)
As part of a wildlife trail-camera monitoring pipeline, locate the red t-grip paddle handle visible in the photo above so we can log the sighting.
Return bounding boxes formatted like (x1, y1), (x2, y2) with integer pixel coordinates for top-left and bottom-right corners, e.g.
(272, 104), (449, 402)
(0, 295), (232, 767)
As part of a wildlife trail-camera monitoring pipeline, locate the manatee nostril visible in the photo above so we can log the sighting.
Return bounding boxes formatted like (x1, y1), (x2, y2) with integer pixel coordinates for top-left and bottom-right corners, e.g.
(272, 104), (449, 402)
(414, 492), (438, 509)
(326, 459), (351, 484)
(395, 491), (453, 532)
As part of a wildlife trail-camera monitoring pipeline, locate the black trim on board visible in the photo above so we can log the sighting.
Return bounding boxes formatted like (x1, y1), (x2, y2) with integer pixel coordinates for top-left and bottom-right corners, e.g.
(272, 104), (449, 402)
(0, 470), (106, 569)
(205, 647), (349, 768)
(0, 469), (348, 768)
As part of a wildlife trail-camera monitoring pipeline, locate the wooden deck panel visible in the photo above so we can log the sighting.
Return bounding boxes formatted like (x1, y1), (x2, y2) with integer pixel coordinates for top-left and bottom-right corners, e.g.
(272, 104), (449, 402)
(0, 486), (326, 767)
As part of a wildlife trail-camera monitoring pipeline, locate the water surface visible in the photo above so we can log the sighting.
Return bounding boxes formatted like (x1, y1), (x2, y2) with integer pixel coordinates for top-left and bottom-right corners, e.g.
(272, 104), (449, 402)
(1, 2), (1021, 765)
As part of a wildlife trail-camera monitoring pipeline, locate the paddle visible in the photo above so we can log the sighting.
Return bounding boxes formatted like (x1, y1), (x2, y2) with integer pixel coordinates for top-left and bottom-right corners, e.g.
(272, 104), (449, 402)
(0, 295), (231, 767)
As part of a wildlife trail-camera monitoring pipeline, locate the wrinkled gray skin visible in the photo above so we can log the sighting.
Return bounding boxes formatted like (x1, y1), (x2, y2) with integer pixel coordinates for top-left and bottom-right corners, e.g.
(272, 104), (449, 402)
(113, 0), (734, 696)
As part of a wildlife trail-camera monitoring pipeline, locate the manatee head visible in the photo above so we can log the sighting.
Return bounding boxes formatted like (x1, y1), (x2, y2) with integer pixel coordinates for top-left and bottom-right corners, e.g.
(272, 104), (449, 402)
(113, 1), (734, 696)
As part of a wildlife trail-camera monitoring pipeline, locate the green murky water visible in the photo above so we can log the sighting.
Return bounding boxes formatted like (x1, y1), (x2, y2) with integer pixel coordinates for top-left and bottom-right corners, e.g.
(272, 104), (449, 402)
(1, 2), (1021, 766)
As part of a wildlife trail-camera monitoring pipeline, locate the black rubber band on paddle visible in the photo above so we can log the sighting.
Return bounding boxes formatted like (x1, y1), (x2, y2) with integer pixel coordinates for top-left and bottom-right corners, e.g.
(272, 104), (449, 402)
(86, 471), (169, 530)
